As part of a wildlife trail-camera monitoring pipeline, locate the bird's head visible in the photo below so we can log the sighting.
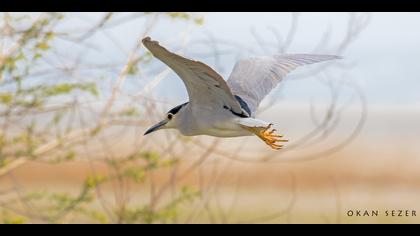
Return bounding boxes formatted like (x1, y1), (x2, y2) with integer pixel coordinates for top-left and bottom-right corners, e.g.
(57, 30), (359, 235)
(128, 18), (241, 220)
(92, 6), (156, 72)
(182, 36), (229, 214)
(144, 102), (188, 135)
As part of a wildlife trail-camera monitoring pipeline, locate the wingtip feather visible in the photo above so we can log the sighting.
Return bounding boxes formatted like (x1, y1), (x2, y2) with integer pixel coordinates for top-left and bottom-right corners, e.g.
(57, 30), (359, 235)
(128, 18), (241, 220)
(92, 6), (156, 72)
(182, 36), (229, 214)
(141, 36), (159, 47)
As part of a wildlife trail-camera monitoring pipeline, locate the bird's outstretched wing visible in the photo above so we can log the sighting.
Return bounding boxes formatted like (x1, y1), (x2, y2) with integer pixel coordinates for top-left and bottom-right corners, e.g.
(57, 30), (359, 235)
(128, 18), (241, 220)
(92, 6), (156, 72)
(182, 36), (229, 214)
(227, 54), (341, 114)
(142, 37), (248, 117)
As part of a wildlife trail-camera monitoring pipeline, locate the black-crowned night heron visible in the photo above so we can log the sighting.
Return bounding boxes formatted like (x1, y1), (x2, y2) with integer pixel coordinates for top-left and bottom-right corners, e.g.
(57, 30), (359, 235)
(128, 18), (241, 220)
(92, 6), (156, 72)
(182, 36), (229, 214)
(142, 37), (341, 150)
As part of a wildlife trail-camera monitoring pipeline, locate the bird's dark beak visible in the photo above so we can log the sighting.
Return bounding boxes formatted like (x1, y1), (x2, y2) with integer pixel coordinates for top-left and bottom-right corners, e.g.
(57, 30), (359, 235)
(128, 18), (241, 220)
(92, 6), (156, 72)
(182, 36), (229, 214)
(144, 120), (167, 135)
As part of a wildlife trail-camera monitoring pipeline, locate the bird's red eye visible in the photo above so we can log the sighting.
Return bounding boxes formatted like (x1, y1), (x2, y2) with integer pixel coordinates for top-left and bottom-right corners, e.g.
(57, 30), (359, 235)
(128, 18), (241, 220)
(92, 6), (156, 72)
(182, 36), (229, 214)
(167, 113), (173, 120)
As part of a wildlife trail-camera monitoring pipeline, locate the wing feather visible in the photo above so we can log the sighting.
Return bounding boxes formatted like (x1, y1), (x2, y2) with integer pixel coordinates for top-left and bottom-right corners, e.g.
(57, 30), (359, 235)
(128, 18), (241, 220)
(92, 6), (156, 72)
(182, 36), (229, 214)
(142, 37), (247, 116)
(227, 54), (341, 113)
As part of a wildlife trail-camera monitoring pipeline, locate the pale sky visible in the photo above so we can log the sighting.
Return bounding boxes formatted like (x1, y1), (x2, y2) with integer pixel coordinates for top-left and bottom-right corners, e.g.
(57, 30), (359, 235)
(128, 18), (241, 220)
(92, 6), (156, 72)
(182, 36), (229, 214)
(151, 12), (420, 106)
(56, 13), (420, 107)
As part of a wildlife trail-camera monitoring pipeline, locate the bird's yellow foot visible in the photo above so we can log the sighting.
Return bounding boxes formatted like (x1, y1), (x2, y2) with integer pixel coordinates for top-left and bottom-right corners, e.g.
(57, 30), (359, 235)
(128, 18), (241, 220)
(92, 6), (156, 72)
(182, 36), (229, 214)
(241, 123), (288, 150)
(257, 124), (288, 150)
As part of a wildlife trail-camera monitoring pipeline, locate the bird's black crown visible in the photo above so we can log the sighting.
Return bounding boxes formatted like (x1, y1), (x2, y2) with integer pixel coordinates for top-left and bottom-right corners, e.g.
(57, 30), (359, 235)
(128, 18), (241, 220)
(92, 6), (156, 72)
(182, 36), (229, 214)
(167, 102), (189, 115)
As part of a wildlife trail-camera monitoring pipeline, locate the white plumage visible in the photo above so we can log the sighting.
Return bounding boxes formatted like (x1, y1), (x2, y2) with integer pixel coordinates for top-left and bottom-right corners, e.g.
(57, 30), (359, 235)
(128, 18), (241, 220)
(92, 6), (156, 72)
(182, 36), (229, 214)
(142, 37), (341, 150)
(227, 54), (341, 114)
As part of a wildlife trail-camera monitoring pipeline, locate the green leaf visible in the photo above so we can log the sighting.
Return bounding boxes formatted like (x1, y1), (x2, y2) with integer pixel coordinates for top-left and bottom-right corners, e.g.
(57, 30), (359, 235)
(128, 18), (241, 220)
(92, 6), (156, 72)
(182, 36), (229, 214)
(119, 107), (139, 117)
(65, 150), (76, 161)
(41, 84), (74, 96)
(161, 158), (179, 167)
(140, 151), (160, 169)
(194, 17), (204, 25)
(52, 114), (62, 125)
(36, 42), (50, 51)
(84, 210), (108, 224)
(0, 159), (11, 168)
(38, 83), (98, 97)
(0, 93), (13, 105)
(5, 57), (17, 73)
(45, 31), (55, 40)
(15, 51), (26, 61)
(84, 174), (107, 189)
(127, 60), (140, 75)
(123, 166), (146, 183)
(3, 216), (26, 224)
(81, 83), (99, 97)
(90, 126), (101, 137)
(167, 12), (190, 20)
(33, 53), (42, 60)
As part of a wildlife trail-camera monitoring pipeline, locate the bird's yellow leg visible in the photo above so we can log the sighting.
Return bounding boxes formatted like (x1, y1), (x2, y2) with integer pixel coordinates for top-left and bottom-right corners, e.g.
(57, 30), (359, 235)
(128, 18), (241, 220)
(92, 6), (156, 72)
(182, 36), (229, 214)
(241, 123), (288, 150)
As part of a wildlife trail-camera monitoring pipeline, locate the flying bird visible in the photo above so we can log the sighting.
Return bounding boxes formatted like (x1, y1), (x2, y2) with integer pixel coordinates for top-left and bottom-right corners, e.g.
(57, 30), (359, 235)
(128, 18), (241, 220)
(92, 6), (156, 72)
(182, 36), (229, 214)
(142, 37), (341, 150)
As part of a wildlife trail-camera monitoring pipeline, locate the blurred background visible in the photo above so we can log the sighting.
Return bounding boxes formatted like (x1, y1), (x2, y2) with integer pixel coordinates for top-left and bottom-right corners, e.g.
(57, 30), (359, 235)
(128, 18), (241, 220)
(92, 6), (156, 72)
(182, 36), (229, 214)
(0, 12), (419, 223)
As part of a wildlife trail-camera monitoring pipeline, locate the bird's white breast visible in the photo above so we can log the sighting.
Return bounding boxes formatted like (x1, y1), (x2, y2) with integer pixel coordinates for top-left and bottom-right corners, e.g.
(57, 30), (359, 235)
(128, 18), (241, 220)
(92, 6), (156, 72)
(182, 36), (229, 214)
(177, 105), (251, 137)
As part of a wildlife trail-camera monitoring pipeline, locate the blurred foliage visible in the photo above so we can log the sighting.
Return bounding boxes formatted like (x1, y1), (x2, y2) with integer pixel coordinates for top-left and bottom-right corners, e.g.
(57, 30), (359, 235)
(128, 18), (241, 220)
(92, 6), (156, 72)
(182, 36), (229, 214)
(0, 12), (203, 224)
(0, 150), (197, 223)
(166, 12), (205, 25)
(0, 12), (371, 224)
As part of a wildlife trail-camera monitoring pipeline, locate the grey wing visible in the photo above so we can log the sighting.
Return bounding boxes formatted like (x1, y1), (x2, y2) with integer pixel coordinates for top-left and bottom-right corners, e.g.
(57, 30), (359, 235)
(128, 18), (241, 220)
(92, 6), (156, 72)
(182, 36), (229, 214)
(227, 54), (342, 115)
(142, 37), (248, 117)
